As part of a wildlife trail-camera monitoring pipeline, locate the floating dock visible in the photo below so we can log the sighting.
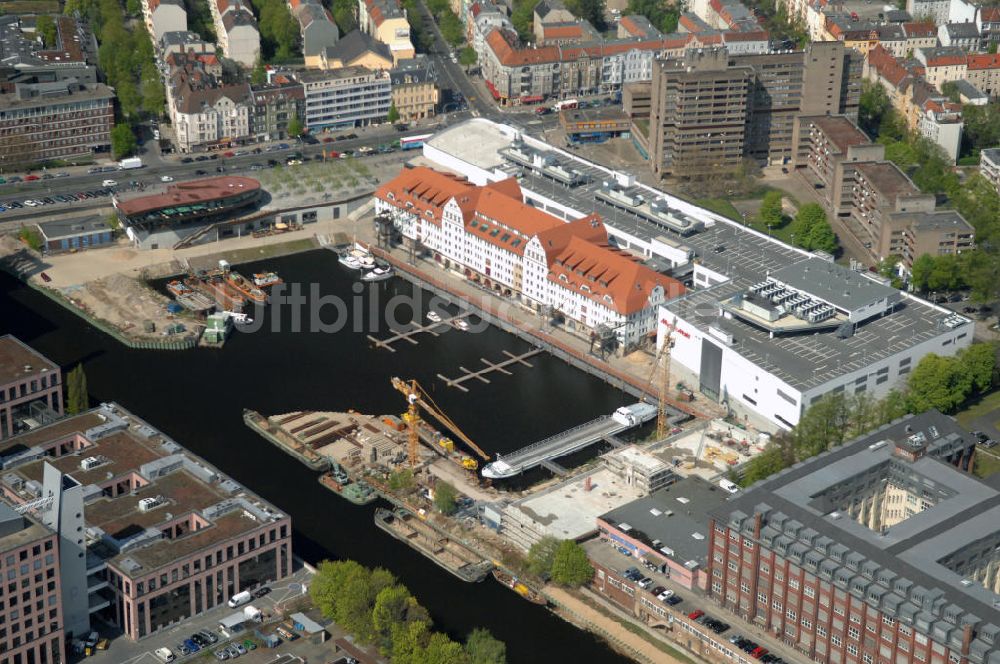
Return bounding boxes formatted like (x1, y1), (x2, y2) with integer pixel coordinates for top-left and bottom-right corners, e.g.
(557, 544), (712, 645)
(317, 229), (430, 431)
(374, 507), (493, 582)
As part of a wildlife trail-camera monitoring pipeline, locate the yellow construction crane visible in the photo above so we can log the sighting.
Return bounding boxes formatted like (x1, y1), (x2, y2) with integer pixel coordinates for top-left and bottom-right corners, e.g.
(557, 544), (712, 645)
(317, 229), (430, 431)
(390, 377), (490, 469)
(641, 318), (677, 440)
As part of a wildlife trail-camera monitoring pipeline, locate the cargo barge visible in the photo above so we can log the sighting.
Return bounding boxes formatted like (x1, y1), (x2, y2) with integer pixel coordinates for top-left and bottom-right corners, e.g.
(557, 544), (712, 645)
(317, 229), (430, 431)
(166, 280), (215, 312)
(374, 507), (493, 583)
(243, 409), (331, 471)
(492, 569), (548, 605)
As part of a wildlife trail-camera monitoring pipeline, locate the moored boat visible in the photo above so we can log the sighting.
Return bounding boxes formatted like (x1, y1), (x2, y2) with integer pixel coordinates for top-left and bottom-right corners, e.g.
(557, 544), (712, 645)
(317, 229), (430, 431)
(374, 507), (492, 583)
(361, 266), (394, 282)
(166, 279), (190, 297)
(226, 271), (268, 303)
(453, 319), (470, 331)
(426, 311), (442, 323)
(253, 271), (283, 288)
(492, 568), (548, 605)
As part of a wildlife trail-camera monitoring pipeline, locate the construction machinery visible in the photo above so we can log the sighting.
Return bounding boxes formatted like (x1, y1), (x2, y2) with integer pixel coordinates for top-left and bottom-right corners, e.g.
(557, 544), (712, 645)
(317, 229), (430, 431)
(641, 318), (677, 439)
(390, 377), (491, 470)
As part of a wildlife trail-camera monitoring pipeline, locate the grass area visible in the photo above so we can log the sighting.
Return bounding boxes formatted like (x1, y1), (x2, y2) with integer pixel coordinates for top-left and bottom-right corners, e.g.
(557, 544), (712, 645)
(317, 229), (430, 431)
(974, 450), (1000, 479)
(214, 238), (319, 266)
(955, 389), (1000, 429)
(588, 601), (697, 664)
(0, 0), (59, 11)
(696, 198), (742, 221)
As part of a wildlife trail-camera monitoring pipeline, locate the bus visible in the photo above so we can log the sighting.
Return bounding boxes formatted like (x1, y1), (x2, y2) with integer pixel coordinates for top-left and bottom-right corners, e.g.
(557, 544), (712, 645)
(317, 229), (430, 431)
(399, 133), (434, 150)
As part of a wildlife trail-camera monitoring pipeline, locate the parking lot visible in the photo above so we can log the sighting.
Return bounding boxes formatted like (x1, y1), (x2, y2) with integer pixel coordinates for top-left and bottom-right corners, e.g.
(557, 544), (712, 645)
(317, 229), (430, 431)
(80, 567), (318, 664)
(584, 539), (804, 664)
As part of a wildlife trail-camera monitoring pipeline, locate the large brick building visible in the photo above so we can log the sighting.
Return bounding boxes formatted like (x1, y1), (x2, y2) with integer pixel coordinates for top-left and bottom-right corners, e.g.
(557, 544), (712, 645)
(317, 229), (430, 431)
(705, 411), (1000, 664)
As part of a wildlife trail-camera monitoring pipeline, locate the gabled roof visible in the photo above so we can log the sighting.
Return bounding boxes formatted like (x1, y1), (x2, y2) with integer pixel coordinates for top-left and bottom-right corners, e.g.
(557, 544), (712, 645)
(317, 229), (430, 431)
(548, 236), (684, 315)
(942, 21), (979, 38)
(866, 45), (911, 88)
(967, 53), (1000, 69)
(901, 21), (936, 38)
(324, 29), (391, 65)
(374, 166), (475, 224)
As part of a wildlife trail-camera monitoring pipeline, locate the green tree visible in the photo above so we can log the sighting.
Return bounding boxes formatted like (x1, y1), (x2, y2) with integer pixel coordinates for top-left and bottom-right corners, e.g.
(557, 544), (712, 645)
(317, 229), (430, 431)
(910, 253), (935, 292)
(927, 254), (963, 292)
(140, 63), (165, 117)
(110, 123), (137, 159)
(286, 116), (303, 138)
(626, 0), (680, 34)
(459, 46), (477, 67)
(310, 560), (396, 643)
(433, 481), (458, 515)
(740, 445), (788, 486)
(331, 0), (357, 32)
(387, 102), (400, 124)
(790, 202), (825, 247)
(510, 0), (535, 42)
(564, 0), (605, 30)
(422, 632), (470, 664)
(805, 219), (839, 254)
(18, 227), (43, 252)
(550, 539), (593, 586)
(960, 343), (997, 394)
(251, 58), (267, 85)
(391, 620), (432, 664)
(438, 10), (465, 46)
(526, 535), (559, 576)
(465, 628), (506, 664)
(941, 81), (961, 104)
(105, 212), (121, 231)
(907, 353), (971, 414)
(388, 468), (415, 492)
(66, 364), (89, 414)
(372, 584), (429, 651)
(36, 15), (58, 47)
(757, 190), (784, 228)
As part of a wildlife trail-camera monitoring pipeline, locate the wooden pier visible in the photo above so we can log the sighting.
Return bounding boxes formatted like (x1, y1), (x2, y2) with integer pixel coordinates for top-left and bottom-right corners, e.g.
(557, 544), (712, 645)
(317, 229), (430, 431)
(367, 313), (472, 352)
(436, 349), (544, 392)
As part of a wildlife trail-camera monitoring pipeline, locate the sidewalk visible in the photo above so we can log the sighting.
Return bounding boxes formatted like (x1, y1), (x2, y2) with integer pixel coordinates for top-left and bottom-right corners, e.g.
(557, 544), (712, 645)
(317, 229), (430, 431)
(545, 586), (687, 664)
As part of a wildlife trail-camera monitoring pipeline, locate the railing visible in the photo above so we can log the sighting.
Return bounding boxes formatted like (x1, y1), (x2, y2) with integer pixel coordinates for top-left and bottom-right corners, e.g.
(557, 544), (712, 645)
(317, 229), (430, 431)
(500, 415), (612, 461)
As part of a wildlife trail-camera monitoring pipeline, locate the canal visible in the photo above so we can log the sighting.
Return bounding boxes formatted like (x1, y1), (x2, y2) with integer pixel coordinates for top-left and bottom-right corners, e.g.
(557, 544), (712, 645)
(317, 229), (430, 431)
(0, 249), (635, 662)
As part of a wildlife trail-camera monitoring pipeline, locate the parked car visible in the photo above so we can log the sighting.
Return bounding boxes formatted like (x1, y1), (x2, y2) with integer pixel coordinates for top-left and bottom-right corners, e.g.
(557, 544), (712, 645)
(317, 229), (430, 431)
(637, 577), (653, 589)
(243, 639), (257, 651)
(161, 175), (174, 182)
(656, 589), (674, 602)
(102, 179), (117, 187)
(154, 647), (175, 662)
(253, 586), (271, 598)
(687, 610), (704, 620)
(214, 649), (229, 660)
(24, 175), (39, 181)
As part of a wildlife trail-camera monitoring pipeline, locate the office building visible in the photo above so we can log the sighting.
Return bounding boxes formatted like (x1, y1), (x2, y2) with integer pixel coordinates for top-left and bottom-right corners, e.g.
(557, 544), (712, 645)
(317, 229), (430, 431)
(0, 336), (62, 440)
(705, 410), (1000, 664)
(0, 504), (63, 662)
(1, 403), (292, 641)
(298, 66), (391, 129)
(646, 42), (861, 177)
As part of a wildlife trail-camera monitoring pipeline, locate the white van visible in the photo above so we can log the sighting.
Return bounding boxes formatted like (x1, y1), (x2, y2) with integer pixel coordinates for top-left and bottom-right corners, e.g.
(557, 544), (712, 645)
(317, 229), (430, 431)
(228, 590), (252, 608)
(154, 647), (175, 662)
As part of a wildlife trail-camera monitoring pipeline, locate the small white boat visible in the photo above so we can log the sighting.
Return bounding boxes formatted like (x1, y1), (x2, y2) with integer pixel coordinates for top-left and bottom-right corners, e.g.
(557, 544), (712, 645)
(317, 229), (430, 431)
(426, 311), (442, 323)
(223, 311), (254, 324)
(453, 319), (470, 331)
(338, 253), (362, 270)
(358, 254), (376, 269)
(361, 266), (394, 282)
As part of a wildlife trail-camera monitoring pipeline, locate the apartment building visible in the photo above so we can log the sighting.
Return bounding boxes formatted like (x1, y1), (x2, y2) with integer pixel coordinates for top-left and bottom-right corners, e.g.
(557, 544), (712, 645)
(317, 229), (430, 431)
(298, 66), (391, 129)
(981, 147), (1000, 193)
(792, 114), (973, 266)
(906, 0), (949, 25)
(965, 53), (1000, 97)
(374, 166), (685, 347)
(938, 21), (981, 47)
(210, 0), (260, 67)
(901, 21), (938, 50)
(0, 336), (62, 441)
(645, 42), (861, 177)
(319, 29), (393, 70)
(0, 504), (63, 663)
(170, 80), (252, 152)
(0, 403), (292, 641)
(390, 56), (439, 121)
(0, 79), (114, 169)
(357, 0), (414, 63)
(142, 0), (187, 42)
(249, 81), (305, 141)
(648, 48), (752, 177)
(915, 46), (968, 90)
(290, 0), (339, 68)
(160, 30), (217, 57)
(705, 411), (1000, 664)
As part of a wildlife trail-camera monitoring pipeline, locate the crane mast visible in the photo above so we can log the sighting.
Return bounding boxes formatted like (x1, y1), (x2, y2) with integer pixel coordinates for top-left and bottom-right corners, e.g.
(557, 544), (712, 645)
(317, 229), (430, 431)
(390, 377), (490, 469)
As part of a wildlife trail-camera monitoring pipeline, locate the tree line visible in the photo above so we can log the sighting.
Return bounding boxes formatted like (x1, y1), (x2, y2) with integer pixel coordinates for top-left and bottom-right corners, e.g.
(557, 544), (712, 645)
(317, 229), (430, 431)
(758, 193), (839, 255)
(425, 0), (464, 47)
(859, 82), (1000, 303)
(249, 0), (301, 61)
(310, 560), (506, 664)
(526, 536), (594, 586)
(740, 342), (998, 486)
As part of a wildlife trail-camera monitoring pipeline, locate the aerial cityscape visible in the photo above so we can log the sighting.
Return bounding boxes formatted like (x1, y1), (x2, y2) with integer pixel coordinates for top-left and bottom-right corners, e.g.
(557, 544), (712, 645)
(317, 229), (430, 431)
(0, 0), (998, 660)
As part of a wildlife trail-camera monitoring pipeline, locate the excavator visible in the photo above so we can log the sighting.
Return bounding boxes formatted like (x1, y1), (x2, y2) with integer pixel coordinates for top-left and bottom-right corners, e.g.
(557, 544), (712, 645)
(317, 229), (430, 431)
(390, 377), (490, 472)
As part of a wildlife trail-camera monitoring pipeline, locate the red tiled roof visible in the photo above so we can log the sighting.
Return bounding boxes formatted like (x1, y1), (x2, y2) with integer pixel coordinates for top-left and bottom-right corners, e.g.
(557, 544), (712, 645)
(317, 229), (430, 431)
(547, 236), (685, 315)
(374, 167), (475, 225)
(543, 24), (584, 38)
(926, 54), (966, 66)
(967, 54), (1000, 70)
(981, 7), (1000, 21)
(902, 22), (936, 37)
(116, 177), (260, 216)
(866, 45), (910, 88)
(620, 15), (651, 35)
(723, 29), (768, 41)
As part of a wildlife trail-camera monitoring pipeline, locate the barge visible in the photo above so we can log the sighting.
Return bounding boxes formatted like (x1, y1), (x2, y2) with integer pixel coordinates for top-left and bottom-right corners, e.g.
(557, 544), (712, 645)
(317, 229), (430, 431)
(492, 569), (548, 605)
(243, 409), (331, 471)
(374, 507), (493, 582)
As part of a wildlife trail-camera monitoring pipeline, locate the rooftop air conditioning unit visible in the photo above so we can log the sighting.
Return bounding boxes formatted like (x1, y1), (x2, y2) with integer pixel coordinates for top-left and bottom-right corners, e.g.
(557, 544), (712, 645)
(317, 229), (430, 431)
(138, 496), (166, 512)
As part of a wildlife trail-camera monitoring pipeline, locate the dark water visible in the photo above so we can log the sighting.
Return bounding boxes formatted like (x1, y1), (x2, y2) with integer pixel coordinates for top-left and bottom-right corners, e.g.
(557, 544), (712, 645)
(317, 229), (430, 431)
(0, 249), (634, 662)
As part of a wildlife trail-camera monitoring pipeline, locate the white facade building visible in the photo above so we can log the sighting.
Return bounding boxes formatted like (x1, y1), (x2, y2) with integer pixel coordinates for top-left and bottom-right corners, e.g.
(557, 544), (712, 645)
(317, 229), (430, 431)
(374, 166), (685, 347)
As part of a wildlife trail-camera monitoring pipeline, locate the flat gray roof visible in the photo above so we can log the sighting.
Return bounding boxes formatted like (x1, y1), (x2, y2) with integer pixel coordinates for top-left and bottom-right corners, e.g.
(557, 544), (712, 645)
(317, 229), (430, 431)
(37, 215), (108, 241)
(714, 411), (1000, 660)
(768, 259), (899, 314)
(599, 476), (729, 568)
(426, 120), (972, 393)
